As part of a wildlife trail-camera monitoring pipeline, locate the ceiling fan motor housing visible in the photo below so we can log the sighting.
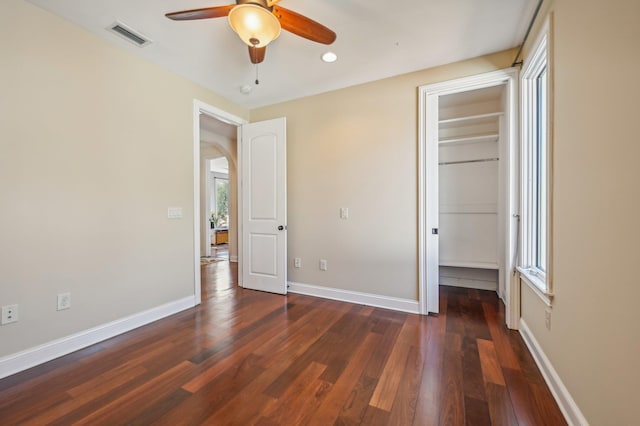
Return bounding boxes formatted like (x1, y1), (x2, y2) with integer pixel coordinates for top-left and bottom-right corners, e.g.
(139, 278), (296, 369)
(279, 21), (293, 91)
(237, 0), (273, 12)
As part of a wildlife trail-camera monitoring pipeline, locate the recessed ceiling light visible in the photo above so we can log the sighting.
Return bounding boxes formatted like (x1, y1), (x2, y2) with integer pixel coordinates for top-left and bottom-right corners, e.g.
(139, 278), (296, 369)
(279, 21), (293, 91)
(240, 85), (252, 94)
(321, 51), (337, 63)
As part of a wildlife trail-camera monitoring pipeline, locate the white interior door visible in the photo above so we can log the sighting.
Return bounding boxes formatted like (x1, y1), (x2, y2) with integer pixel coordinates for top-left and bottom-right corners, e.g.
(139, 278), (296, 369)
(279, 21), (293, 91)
(240, 117), (287, 294)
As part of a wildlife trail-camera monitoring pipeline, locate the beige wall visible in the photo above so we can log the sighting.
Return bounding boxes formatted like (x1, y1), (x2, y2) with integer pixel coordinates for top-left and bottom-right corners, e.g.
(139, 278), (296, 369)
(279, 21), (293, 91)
(0, 0), (248, 357)
(519, 0), (640, 424)
(251, 49), (516, 300)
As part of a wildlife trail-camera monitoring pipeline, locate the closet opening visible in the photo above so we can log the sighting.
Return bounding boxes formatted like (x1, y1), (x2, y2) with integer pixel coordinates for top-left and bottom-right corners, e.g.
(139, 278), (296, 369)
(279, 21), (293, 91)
(418, 69), (519, 329)
(438, 85), (505, 295)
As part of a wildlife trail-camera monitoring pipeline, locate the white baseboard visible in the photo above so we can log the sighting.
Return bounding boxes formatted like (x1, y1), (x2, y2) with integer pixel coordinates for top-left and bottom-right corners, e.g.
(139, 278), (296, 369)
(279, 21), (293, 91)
(287, 282), (420, 314)
(519, 319), (589, 426)
(0, 296), (195, 380)
(439, 276), (497, 291)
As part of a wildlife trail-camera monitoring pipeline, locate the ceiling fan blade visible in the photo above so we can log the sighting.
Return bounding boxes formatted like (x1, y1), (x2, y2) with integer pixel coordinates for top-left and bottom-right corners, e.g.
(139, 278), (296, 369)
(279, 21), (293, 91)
(272, 6), (336, 45)
(165, 5), (234, 21)
(249, 46), (266, 64)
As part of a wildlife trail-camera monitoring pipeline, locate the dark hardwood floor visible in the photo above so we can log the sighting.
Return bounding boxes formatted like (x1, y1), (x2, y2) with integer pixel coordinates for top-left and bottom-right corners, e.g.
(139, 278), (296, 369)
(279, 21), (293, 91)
(0, 262), (566, 425)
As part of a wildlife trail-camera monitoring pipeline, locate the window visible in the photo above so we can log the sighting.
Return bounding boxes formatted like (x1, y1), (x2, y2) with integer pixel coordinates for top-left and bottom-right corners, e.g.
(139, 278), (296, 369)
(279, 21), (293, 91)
(519, 18), (552, 301)
(210, 176), (229, 228)
(214, 177), (229, 227)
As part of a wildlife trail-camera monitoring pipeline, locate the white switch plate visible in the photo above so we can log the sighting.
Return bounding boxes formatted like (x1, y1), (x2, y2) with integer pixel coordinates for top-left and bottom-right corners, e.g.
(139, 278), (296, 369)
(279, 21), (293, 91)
(294, 257), (302, 268)
(57, 292), (71, 311)
(168, 207), (183, 219)
(340, 207), (349, 219)
(320, 259), (328, 271)
(1, 304), (18, 325)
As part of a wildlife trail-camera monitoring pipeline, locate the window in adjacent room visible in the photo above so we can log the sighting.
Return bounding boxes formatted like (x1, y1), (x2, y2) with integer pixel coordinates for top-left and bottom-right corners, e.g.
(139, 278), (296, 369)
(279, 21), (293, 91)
(214, 177), (229, 227)
(519, 16), (553, 303)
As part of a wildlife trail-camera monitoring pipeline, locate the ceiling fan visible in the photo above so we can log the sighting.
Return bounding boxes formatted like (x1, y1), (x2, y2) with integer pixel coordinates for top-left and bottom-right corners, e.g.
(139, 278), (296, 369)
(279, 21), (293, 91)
(165, 0), (336, 65)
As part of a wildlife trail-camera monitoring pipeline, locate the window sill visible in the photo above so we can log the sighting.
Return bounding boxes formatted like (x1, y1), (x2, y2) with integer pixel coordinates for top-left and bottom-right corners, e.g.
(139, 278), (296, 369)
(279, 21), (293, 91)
(517, 266), (553, 307)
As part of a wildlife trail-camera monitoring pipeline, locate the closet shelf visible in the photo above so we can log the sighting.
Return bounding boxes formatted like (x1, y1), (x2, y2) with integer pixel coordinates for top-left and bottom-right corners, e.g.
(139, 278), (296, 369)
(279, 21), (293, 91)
(439, 261), (499, 270)
(439, 111), (503, 125)
(439, 134), (499, 146)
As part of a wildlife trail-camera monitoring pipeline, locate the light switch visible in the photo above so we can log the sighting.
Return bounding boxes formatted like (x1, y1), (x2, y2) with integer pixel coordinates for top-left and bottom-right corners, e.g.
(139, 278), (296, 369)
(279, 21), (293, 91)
(168, 207), (183, 219)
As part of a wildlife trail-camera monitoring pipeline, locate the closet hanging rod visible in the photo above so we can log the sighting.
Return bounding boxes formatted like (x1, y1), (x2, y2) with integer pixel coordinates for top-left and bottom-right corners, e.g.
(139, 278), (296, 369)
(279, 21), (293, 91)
(439, 157), (499, 166)
(512, 0), (544, 67)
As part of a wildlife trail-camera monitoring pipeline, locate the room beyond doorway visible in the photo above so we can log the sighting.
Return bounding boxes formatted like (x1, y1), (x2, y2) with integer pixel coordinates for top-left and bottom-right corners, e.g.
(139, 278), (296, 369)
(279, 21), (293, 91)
(199, 115), (238, 262)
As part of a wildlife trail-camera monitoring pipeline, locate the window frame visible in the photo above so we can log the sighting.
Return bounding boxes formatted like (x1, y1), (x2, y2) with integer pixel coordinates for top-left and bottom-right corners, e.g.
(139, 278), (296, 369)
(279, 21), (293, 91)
(519, 15), (554, 305)
(210, 172), (230, 228)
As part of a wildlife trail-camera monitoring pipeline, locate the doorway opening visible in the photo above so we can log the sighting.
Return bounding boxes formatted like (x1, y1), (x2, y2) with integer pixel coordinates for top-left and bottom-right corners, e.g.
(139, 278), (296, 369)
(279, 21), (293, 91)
(193, 100), (247, 305)
(204, 155), (230, 261)
(418, 68), (520, 329)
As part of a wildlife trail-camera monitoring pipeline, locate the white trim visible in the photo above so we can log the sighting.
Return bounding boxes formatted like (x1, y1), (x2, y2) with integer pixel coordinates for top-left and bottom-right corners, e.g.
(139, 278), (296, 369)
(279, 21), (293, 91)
(519, 319), (589, 426)
(288, 282), (420, 314)
(0, 296), (194, 380)
(519, 13), (554, 302)
(439, 277), (497, 292)
(193, 100), (247, 302)
(418, 68), (520, 329)
(518, 267), (554, 307)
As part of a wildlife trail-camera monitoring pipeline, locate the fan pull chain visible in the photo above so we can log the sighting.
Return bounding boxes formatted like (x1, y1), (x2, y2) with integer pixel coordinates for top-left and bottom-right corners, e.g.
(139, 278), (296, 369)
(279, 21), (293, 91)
(255, 62), (259, 85)
(250, 43), (260, 85)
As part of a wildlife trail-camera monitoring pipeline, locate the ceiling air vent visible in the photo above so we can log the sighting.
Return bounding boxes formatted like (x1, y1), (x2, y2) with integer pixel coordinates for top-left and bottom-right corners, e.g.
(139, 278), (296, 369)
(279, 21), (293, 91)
(108, 21), (152, 47)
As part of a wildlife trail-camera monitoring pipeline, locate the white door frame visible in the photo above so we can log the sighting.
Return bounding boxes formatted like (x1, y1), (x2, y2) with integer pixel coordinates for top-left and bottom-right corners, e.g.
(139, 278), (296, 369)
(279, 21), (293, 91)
(418, 68), (520, 329)
(193, 100), (247, 305)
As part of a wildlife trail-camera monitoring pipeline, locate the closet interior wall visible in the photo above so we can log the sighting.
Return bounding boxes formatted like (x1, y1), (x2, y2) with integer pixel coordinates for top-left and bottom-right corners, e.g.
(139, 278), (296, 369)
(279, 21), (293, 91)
(438, 85), (506, 292)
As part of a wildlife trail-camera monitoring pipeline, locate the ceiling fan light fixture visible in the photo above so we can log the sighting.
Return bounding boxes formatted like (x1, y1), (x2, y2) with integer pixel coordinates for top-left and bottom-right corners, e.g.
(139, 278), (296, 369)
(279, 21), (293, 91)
(228, 4), (281, 48)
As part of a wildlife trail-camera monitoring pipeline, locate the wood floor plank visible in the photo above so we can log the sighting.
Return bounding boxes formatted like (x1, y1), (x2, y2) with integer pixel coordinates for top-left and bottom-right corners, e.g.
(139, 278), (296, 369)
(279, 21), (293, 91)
(258, 362), (329, 425)
(369, 314), (419, 411)
(482, 301), (521, 370)
(0, 264), (567, 426)
(464, 395), (492, 426)
(334, 375), (378, 426)
(438, 333), (465, 426)
(155, 354), (266, 425)
(477, 338), (506, 386)
(70, 360), (196, 425)
(309, 332), (381, 425)
(462, 336), (487, 402)
(123, 388), (193, 426)
(529, 382), (568, 426)
(503, 366), (547, 426)
(206, 302), (353, 424)
(485, 382), (519, 426)
(182, 302), (300, 393)
(388, 345), (424, 425)
(359, 405), (392, 425)
(334, 315), (403, 425)
(263, 306), (371, 398)
(19, 365), (148, 426)
(412, 299), (448, 426)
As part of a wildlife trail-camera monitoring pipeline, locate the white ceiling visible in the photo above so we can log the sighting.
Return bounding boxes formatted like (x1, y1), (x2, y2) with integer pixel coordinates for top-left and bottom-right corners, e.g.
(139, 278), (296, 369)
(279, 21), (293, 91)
(26, 0), (537, 109)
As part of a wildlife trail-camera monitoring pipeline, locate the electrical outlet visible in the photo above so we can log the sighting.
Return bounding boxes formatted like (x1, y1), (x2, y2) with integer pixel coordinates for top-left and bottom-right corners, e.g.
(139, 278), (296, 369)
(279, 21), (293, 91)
(1, 304), (19, 325)
(294, 257), (302, 268)
(545, 308), (551, 330)
(57, 293), (71, 311)
(319, 259), (328, 271)
(340, 207), (349, 219)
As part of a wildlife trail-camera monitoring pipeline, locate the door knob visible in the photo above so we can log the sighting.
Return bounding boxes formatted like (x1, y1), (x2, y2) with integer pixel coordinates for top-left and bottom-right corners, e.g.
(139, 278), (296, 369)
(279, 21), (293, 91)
(278, 225), (284, 231)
